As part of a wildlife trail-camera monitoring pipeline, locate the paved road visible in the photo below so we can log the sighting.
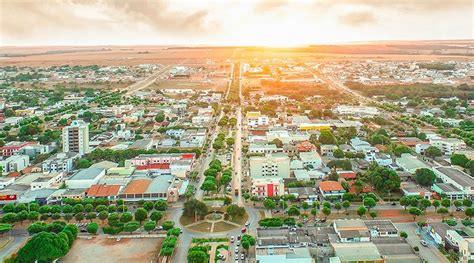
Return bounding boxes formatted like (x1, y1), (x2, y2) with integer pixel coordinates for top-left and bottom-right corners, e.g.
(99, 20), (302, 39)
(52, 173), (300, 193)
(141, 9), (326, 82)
(395, 222), (449, 263)
(232, 63), (244, 206)
(0, 229), (28, 259)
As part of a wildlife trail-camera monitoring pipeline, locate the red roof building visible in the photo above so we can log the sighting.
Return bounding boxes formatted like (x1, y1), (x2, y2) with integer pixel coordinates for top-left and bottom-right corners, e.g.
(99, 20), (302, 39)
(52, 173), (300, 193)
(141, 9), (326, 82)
(297, 141), (317, 152)
(136, 163), (170, 171)
(87, 184), (121, 198)
(319, 181), (346, 200)
(338, 171), (357, 180)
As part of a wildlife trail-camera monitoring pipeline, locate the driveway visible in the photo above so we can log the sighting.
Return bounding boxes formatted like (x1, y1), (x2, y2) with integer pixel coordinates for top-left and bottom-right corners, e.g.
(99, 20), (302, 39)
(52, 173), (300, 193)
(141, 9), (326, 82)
(395, 223), (449, 263)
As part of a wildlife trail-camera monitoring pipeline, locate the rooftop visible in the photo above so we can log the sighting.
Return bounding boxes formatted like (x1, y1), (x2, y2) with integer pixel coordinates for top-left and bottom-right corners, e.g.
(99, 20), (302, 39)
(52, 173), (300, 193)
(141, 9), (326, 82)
(87, 184), (121, 197)
(69, 167), (105, 181)
(319, 181), (344, 192)
(123, 179), (151, 194)
(435, 166), (474, 187)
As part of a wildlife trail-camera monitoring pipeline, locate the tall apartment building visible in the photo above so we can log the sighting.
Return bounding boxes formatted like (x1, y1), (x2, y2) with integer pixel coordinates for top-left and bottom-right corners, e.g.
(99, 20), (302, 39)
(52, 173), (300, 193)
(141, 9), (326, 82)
(62, 120), (89, 156)
(249, 153), (290, 179)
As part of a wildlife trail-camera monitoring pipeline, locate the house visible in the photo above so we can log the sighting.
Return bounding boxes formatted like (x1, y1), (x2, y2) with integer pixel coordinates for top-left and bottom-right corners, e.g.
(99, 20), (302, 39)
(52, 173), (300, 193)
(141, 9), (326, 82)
(319, 181), (345, 200)
(19, 144), (52, 158)
(364, 220), (399, 238)
(337, 171), (357, 180)
(130, 139), (154, 150)
(297, 141), (317, 152)
(299, 151), (322, 170)
(288, 187), (319, 203)
(65, 167), (106, 189)
(372, 153), (392, 167)
(248, 143), (281, 154)
(425, 222), (452, 246)
(30, 172), (63, 190)
(333, 219), (371, 242)
(320, 145), (338, 157)
(0, 177), (15, 189)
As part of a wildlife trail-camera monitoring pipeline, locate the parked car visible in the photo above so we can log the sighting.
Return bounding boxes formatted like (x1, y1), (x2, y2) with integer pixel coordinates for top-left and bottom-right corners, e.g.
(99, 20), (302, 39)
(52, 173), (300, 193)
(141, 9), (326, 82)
(420, 240), (428, 247)
(230, 236), (234, 243)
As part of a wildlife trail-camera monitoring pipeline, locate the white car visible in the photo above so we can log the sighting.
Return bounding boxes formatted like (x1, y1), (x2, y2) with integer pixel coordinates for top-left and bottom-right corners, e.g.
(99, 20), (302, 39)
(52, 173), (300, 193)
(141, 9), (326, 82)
(230, 236), (234, 243)
(235, 247), (239, 253)
(241, 253), (245, 260)
(237, 240), (240, 246)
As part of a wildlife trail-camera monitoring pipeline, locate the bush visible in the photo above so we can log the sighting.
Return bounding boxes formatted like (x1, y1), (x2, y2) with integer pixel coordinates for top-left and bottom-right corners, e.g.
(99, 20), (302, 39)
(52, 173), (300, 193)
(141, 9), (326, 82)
(443, 219), (458, 226)
(87, 223), (99, 234)
(258, 217), (283, 227)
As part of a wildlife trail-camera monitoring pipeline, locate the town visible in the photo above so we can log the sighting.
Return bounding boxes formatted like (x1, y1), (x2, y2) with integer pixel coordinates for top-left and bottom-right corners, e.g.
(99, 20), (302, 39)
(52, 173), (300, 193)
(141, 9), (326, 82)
(0, 43), (472, 263)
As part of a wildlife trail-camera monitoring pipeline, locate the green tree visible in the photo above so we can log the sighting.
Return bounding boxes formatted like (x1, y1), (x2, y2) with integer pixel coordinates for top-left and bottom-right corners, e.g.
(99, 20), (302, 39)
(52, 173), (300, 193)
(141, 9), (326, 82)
(187, 250), (208, 263)
(287, 206), (301, 217)
(414, 168), (437, 186)
(120, 212), (133, 223)
(87, 223), (98, 234)
(263, 198), (276, 211)
(369, 211), (377, 219)
(342, 200), (351, 212)
(318, 130), (337, 145)
(425, 146), (442, 158)
(408, 207), (422, 221)
(437, 207), (449, 220)
(144, 221), (157, 233)
(333, 149), (345, 158)
(357, 206), (367, 218)
(451, 154), (470, 167)
(310, 208), (318, 219)
(183, 199), (208, 221)
(123, 221), (140, 234)
(134, 208), (148, 224)
(98, 211), (108, 224)
(363, 197), (376, 212)
(162, 221), (175, 231)
(463, 199), (473, 207)
(400, 231), (408, 238)
(322, 206), (331, 220)
(1, 213), (17, 224)
(0, 223), (12, 235)
(77, 159), (91, 169)
(16, 231), (69, 262)
(154, 200), (168, 211)
(334, 202), (342, 213)
(150, 211), (163, 223)
(465, 207), (474, 220)
(432, 200), (441, 210)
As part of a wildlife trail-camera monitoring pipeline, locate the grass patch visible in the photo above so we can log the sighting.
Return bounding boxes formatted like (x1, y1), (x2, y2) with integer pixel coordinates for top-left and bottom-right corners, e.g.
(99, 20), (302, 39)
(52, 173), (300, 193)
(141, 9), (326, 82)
(188, 222), (213, 232)
(180, 214), (196, 226)
(213, 222), (238, 232)
(192, 237), (229, 243)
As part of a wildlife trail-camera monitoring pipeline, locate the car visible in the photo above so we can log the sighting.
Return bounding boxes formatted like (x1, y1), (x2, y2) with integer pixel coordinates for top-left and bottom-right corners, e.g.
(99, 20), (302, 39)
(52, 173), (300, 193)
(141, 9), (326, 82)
(237, 235), (241, 240)
(230, 236), (235, 243)
(235, 247), (239, 253)
(420, 240), (428, 247)
(245, 221), (250, 227)
(235, 254), (239, 260)
(241, 253), (245, 260)
(241, 227), (247, 233)
(391, 202), (397, 206)
(237, 240), (240, 246)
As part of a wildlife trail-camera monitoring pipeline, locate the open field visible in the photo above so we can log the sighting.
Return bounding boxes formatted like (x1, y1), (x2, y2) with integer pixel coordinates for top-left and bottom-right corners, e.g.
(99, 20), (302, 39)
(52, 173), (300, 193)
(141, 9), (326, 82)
(63, 236), (162, 263)
(1, 41), (472, 66)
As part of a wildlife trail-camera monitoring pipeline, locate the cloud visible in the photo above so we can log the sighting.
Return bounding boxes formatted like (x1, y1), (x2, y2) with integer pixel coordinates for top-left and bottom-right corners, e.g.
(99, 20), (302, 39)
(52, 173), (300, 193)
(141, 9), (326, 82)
(338, 11), (376, 26)
(316, 0), (472, 12)
(254, 0), (288, 13)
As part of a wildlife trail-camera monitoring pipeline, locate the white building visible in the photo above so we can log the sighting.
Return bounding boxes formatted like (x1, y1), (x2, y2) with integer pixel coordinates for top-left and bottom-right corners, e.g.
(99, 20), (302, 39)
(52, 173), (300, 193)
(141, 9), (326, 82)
(0, 155), (29, 174)
(334, 105), (379, 117)
(31, 172), (64, 190)
(299, 151), (322, 170)
(432, 167), (474, 199)
(63, 120), (90, 156)
(251, 177), (284, 198)
(249, 153), (290, 179)
(429, 138), (466, 155)
(66, 167), (106, 189)
(42, 152), (79, 173)
(445, 230), (474, 263)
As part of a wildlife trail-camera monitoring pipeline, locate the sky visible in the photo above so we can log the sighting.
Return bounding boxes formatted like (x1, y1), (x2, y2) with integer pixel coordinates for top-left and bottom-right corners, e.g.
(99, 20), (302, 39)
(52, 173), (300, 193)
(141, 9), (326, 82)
(1, 0), (473, 46)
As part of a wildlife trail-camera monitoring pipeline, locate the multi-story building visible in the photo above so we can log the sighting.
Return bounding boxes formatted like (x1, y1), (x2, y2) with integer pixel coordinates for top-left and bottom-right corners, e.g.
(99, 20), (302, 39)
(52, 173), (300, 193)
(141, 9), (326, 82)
(62, 120), (89, 156)
(42, 152), (79, 173)
(445, 229), (474, 263)
(0, 141), (31, 156)
(0, 155), (30, 174)
(251, 177), (284, 198)
(249, 153), (290, 179)
(429, 138), (466, 155)
(246, 111), (269, 127)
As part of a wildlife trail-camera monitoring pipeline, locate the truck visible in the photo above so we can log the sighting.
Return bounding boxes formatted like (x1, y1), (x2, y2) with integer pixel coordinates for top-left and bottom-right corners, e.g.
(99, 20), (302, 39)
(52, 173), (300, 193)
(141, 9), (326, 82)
(234, 189), (239, 196)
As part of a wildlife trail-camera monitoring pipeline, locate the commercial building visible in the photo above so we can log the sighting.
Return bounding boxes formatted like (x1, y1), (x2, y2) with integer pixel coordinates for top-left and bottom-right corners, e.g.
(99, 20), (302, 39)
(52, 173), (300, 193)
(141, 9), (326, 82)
(62, 120), (90, 156)
(0, 141), (31, 156)
(251, 177), (284, 198)
(65, 167), (106, 189)
(396, 154), (430, 174)
(432, 166), (474, 199)
(299, 151), (322, 170)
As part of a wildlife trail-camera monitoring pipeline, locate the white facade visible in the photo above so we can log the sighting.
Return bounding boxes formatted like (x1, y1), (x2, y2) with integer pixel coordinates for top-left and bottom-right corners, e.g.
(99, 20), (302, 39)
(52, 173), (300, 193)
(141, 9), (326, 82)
(249, 153), (290, 179)
(0, 155), (29, 174)
(63, 120), (90, 156)
(429, 138), (466, 155)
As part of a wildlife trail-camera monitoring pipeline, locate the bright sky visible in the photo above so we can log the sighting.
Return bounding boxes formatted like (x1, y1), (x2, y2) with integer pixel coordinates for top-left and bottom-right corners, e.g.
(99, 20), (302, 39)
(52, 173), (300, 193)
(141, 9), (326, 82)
(0, 0), (472, 46)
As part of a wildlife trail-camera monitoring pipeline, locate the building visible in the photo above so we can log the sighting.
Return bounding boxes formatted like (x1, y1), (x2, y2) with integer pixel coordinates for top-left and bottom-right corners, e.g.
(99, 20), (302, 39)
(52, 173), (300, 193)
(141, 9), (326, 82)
(42, 152), (79, 173)
(249, 153), (290, 179)
(62, 120), (89, 156)
(248, 143), (281, 154)
(251, 177), (284, 198)
(65, 167), (106, 189)
(0, 155), (29, 174)
(118, 174), (185, 202)
(429, 138), (466, 155)
(30, 172), (63, 190)
(19, 144), (52, 158)
(86, 184), (122, 200)
(445, 228), (474, 263)
(0, 141), (31, 156)
(426, 222), (452, 247)
(319, 181), (345, 200)
(299, 151), (322, 170)
(432, 166), (474, 199)
(246, 111), (269, 127)
(320, 145), (338, 157)
(334, 105), (379, 117)
(396, 154), (430, 174)
(256, 247), (314, 263)
(126, 153), (195, 170)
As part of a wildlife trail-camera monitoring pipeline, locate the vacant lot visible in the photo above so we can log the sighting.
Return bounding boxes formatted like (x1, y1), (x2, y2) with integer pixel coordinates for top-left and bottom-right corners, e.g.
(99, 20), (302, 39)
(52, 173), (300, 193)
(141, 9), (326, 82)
(63, 236), (162, 263)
